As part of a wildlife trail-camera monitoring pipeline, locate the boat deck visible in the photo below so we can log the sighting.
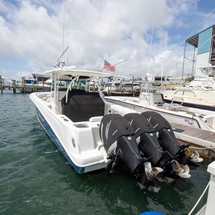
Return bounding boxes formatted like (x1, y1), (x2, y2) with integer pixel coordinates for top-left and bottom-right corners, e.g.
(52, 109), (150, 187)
(172, 123), (215, 159)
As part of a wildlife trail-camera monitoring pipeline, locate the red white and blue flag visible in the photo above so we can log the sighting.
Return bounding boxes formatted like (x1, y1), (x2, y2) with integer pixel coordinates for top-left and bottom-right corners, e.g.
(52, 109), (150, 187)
(103, 60), (115, 72)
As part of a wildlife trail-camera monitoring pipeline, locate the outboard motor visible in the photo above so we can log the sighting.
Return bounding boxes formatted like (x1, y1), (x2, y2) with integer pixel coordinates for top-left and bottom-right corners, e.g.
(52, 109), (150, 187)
(99, 113), (160, 192)
(141, 111), (203, 167)
(124, 113), (188, 180)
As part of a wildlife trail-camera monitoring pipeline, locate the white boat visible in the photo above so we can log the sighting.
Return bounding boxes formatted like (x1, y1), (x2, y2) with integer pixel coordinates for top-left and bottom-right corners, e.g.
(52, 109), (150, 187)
(29, 66), (201, 191)
(161, 87), (215, 111)
(103, 90), (215, 132)
(102, 76), (141, 96)
(185, 76), (215, 90)
(30, 68), (110, 174)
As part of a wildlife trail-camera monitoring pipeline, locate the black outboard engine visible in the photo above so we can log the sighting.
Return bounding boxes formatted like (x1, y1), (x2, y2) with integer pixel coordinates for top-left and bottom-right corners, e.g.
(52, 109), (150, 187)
(124, 113), (181, 180)
(99, 113), (160, 192)
(141, 111), (203, 166)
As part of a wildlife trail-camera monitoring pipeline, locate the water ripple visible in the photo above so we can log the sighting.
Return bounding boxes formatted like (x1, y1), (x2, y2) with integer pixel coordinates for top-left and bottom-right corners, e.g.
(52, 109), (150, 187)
(0, 93), (211, 215)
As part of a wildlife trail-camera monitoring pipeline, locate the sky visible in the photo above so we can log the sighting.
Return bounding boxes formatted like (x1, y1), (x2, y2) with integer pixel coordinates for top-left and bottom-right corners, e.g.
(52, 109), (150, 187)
(1, 0), (215, 80)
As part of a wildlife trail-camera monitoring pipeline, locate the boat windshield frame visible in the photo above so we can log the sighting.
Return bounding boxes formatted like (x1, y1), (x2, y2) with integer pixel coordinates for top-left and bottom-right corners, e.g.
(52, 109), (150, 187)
(48, 67), (110, 112)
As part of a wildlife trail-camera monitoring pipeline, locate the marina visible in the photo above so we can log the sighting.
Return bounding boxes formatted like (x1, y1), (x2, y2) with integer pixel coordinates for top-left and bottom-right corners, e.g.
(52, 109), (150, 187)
(30, 66), (200, 189)
(1, 1), (215, 215)
(1, 73), (215, 214)
(0, 74), (50, 94)
(26, 64), (215, 215)
(0, 90), (212, 215)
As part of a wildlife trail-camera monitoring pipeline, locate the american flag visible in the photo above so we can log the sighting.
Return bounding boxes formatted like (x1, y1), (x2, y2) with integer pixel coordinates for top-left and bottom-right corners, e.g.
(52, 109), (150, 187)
(103, 60), (115, 72)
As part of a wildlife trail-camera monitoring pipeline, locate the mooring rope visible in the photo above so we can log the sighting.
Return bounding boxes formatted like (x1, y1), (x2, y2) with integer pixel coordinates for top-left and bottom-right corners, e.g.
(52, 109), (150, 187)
(188, 181), (210, 215)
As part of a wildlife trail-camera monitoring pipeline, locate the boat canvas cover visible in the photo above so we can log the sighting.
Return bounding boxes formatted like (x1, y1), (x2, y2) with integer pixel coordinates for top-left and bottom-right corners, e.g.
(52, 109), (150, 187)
(61, 89), (105, 122)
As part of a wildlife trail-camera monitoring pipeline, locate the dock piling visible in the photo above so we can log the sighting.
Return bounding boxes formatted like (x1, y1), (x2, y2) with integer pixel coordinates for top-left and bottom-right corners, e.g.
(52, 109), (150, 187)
(0, 75), (3, 94)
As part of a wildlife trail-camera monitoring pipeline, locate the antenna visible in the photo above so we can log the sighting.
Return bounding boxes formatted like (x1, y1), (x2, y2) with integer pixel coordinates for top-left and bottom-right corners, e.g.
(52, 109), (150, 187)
(55, 45), (70, 67)
(62, 0), (66, 52)
(57, 45), (69, 62)
(148, 20), (155, 75)
(54, 0), (68, 68)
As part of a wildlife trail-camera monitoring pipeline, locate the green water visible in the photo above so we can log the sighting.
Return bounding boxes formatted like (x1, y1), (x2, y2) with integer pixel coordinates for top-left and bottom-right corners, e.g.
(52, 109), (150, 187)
(0, 92), (210, 215)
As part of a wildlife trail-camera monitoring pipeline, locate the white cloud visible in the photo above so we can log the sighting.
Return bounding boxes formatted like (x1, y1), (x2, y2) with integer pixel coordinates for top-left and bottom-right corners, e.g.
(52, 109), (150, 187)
(0, 0), (213, 79)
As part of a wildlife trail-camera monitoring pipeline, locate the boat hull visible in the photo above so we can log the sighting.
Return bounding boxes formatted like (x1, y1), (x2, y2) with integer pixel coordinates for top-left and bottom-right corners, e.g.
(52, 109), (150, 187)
(30, 92), (107, 174)
(37, 109), (86, 173)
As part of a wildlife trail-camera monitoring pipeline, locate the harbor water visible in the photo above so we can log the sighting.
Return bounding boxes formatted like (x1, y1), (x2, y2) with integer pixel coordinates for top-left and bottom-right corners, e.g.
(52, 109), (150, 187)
(0, 92), (211, 215)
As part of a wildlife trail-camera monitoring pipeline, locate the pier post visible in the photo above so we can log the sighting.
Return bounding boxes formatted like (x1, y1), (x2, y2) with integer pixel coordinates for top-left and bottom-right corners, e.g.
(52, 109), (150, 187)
(12, 80), (16, 94)
(0, 75), (3, 94)
(205, 161), (215, 215)
(22, 76), (26, 93)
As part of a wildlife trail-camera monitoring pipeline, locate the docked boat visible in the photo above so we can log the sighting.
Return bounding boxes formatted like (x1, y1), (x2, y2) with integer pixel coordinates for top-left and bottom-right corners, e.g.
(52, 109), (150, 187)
(103, 89), (215, 132)
(30, 66), (201, 191)
(102, 76), (141, 96)
(161, 87), (215, 111)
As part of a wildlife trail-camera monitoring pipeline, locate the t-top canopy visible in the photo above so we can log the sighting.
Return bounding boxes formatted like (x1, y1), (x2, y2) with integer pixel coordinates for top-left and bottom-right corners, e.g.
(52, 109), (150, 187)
(43, 67), (110, 79)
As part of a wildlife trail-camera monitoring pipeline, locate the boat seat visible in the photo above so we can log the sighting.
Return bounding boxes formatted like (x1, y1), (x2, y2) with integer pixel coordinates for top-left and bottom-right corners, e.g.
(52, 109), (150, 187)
(61, 89), (105, 122)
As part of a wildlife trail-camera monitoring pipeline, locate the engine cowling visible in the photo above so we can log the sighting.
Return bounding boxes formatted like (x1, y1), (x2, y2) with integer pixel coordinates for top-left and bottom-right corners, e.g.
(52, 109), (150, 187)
(99, 114), (160, 192)
(124, 112), (191, 179)
(141, 111), (202, 165)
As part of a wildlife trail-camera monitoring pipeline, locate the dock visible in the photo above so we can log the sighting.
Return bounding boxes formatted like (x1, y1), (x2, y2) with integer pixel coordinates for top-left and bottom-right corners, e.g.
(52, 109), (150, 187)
(172, 123), (215, 160)
(0, 75), (14, 93)
(0, 74), (50, 94)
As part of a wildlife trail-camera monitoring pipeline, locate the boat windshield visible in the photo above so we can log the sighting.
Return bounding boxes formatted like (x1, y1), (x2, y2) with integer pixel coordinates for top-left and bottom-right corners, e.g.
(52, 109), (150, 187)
(51, 79), (86, 91)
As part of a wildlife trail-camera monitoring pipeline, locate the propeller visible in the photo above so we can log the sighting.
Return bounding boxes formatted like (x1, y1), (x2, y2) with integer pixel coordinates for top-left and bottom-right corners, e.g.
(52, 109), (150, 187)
(144, 161), (163, 181)
(190, 150), (203, 163)
(174, 160), (191, 178)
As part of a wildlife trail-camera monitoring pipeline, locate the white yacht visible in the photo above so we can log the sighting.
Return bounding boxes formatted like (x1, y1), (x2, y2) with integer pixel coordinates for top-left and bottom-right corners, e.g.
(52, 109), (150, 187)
(29, 66), (198, 191)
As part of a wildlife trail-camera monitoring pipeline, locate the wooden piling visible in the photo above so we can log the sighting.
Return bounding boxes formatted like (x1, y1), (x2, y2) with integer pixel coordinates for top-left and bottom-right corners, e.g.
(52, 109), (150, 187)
(12, 80), (16, 94)
(21, 77), (26, 93)
(0, 75), (3, 94)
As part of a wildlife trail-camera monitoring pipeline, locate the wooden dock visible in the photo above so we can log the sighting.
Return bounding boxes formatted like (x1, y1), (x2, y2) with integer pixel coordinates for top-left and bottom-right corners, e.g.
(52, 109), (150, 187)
(0, 74), (50, 94)
(172, 123), (215, 160)
(0, 76), (17, 94)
